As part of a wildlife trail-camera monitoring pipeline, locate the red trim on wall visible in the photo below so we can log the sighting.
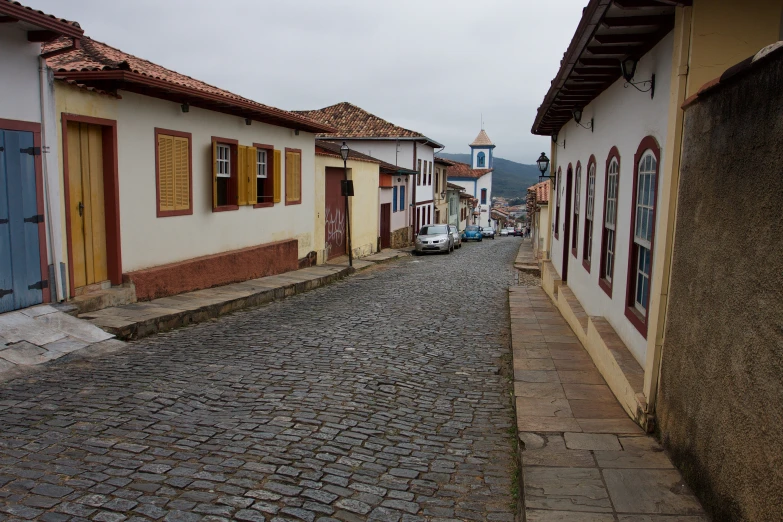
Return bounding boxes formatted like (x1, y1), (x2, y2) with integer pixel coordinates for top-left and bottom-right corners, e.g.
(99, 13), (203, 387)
(598, 146), (620, 298)
(561, 164), (573, 282)
(0, 118), (50, 303)
(284, 147), (302, 206)
(624, 136), (661, 338)
(211, 136), (239, 212)
(571, 160), (582, 259)
(154, 128), (193, 218)
(582, 154), (597, 273)
(61, 113), (122, 298)
(253, 142), (275, 209)
(554, 167), (561, 240)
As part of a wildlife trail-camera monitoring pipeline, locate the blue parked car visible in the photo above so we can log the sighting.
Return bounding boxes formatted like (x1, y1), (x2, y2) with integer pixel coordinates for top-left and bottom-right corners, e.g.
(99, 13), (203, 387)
(462, 224), (483, 242)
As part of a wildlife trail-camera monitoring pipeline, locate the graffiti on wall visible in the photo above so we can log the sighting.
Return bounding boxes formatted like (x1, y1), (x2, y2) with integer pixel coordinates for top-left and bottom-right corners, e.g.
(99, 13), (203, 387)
(325, 208), (345, 247)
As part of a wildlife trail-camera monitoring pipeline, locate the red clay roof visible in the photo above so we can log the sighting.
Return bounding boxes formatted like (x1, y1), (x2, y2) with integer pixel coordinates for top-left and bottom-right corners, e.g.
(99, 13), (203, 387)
(0, 0), (83, 38)
(528, 181), (550, 204)
(470, 129), (495, 147)
(44, 37), (334, 134)
(436, 157), (492, 179)
(294, 102), (443, 147)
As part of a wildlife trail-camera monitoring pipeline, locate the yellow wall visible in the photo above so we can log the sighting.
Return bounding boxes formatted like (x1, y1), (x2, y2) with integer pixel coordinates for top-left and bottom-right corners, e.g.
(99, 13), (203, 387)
(687, 0), (783, 96)
(314, 155), (379, 263)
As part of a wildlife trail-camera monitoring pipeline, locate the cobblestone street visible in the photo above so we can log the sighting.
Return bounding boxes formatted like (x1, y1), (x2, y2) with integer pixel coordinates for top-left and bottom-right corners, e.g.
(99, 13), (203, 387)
(0, 239), (523, 522)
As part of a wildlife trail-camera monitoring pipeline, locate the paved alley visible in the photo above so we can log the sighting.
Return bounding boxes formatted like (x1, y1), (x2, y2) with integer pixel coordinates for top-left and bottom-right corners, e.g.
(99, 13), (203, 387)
(0, 239), (523, 522)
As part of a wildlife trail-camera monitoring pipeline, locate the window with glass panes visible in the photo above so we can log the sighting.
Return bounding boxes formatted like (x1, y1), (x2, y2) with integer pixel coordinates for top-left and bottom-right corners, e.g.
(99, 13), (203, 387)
(215, 143), (232, 207)
(571, 164), (581, 255)
(602, 157), (619, 285)
(583, 162), (596, 267)
(631, 151), (657, 316)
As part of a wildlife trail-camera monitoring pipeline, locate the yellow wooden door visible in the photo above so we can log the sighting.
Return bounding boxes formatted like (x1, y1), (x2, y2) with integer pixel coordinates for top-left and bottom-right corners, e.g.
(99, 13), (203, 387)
(67, 122), (108, 290)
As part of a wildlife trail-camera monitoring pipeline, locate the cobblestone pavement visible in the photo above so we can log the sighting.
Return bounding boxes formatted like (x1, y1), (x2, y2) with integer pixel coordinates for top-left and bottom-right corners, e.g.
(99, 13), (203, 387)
(0, 238), (523, 522)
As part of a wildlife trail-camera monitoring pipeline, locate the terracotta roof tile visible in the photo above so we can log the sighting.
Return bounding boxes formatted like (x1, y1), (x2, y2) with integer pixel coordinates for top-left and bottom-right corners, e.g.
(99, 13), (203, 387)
(470, 129), (494, 147)
(43, 37), (333, 134)
(527, 180), (550, 205)
(0, 0), (83, 38)
(315, 140), (416, 175)
(435, 156), (492, 180)
(294, 102), (443, 147)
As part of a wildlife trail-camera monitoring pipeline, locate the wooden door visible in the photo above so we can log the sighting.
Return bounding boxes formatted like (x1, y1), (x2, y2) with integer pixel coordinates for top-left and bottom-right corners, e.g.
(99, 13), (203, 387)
(380, 203), (391, 249)
(562, 166), (573, 282)
(0, 129), (44, 312)
(325, 167), (345, 260)
(67, 122), (108, 290)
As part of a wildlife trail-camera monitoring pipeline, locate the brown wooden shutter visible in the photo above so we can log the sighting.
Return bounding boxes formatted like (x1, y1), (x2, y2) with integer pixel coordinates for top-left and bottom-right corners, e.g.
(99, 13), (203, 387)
(285, 150), (301, 203)
(273, 149), (282, 203)
(173, 136), (189, 210)
(158, 134), (175, 212)
(237, 145), (248, 206)
(247, 146), (257, 204)
(212, 141), (218, 208)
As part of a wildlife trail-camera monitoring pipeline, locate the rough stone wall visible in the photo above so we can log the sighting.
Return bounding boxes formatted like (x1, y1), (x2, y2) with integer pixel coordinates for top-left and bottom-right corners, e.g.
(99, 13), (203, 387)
(657, 51), (783, 522)
(390, 227), (410, 249)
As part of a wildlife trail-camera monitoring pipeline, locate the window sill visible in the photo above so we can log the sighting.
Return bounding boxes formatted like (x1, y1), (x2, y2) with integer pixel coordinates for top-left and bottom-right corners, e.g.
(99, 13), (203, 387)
(285, 199), (302, 206)
(598, 277), (613, 298)
(157, 208), (193, 218)
(624, 305), (648, 337)
(571, 247), (578, 259)
(582, 259), (591, 273)
(212, 205), (239, 213)
(253, 202), (274, 209)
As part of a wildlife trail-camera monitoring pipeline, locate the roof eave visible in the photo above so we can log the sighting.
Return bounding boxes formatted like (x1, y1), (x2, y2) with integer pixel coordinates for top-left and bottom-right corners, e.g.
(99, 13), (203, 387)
(330, 135), (444, 148)
(0, 2), (83, 39)
(53, 70), (336, 134)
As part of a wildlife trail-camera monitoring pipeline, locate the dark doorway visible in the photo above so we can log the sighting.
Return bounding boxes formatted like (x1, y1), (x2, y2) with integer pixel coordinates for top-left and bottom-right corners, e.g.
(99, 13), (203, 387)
(380, 203), (391, 249)
(562, 165), (573, 282)
(325, 167), (346, 260)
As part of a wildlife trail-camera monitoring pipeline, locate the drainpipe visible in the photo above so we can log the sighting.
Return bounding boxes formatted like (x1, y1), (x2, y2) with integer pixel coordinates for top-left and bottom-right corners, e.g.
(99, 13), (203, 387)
(39, 56), (63, 302)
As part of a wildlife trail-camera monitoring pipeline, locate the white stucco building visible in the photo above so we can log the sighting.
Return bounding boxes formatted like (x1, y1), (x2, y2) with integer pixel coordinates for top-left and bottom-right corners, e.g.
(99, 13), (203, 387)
(44, 36), (332, 302)
(295, 102), (443, 237)
(0, 2), (84, 313)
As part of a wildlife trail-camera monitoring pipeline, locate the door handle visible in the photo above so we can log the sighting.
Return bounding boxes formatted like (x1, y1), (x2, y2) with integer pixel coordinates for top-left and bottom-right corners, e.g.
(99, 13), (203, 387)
(78, 201), (84, 217)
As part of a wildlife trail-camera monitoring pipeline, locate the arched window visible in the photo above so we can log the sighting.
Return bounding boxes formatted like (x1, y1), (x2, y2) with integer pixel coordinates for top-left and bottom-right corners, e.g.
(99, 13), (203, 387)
(583, 156), (597, 271)
(571, 162), (582, 257)
(477, 151), (486, 167)
(599, 148), (620, 297)
(625, 137), (660, 336)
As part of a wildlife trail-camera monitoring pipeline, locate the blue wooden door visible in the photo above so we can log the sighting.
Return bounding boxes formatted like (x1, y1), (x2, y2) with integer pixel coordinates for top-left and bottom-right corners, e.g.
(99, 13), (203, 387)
(0, 129), (43, 313)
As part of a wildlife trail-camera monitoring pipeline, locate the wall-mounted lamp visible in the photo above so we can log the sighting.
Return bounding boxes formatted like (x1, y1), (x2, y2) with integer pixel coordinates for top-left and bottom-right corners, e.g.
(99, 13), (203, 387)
(620, 57), (655, 99)
(551, 130), (565, 149)
(572, 108), (594, 132)
(536, 152), (555, 184)
(181, 103), (189, 113)
(245, 118), (252, 126)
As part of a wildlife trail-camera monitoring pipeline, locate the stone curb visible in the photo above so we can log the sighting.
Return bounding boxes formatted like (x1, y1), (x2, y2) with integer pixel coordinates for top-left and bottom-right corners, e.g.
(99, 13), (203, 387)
(92, 267), (355, 341)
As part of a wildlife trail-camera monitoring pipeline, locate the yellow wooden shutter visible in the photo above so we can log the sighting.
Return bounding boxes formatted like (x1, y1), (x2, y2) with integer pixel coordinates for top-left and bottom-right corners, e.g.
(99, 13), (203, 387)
(173, 136), (189, 211)
(273, 149), (282, 203)
(212, 141), (218, 208)
(247, 146), (257, 204)
(285, 151), (301, 203)
(237, 145), (248, 206)
(158, 134), (174, 212)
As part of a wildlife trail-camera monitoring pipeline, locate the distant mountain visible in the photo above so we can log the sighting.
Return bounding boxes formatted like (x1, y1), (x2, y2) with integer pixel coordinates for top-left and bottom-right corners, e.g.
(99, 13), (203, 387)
(438, 153), (543, 200)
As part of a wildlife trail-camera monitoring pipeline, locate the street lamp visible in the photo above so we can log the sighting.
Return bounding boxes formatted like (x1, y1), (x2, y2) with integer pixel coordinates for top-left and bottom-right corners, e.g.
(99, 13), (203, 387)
(340, 142), (353, 267)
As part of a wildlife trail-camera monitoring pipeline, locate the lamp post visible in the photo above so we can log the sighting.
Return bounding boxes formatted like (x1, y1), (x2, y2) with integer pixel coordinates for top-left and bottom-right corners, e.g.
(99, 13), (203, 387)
(340, 142), (353, 267)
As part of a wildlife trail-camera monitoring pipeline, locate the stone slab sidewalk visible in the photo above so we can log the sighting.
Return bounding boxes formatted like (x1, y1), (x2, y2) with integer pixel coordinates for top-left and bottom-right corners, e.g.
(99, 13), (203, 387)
(0, 304), (125, 382)
(515, 238), (540, 274)
(509, 284), (708, 521)
(79, 264), (351, 341)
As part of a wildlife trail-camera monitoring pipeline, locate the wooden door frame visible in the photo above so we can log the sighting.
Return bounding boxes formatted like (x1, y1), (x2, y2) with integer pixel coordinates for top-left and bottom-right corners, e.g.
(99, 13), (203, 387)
(561, 164), (574, 283)
(61, 114), (122, 298)
(380, 202), (391, 249)
(0, 117), (50, 304)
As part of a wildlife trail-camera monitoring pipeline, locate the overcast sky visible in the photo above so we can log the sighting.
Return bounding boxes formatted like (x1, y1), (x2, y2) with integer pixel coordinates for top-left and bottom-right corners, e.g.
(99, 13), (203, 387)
(28, 0), (585, 164)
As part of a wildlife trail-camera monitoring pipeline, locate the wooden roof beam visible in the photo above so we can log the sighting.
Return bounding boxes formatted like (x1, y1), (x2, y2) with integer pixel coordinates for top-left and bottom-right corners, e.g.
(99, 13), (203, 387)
(594, 33), (650, 44)
(578, 58), (621, 66)
(587, 45), (638, 55)
(602, 15), (670, 27)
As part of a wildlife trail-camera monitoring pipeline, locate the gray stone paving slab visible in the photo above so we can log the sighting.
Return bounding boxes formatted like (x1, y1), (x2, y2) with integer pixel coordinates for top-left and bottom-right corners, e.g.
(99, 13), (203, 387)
(604, 469), (705, 515)
(0, 238), (521, 521)
(524, 467), (612, 513)
(564, 432), (622, 451)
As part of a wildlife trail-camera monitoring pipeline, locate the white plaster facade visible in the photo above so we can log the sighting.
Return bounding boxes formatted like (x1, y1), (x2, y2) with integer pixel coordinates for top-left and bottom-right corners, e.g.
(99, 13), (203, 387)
(390, 175), (409, 233)
(449, 172), (493, 229)
(548, 32), (674, 364)
(55, 85), (317, 276)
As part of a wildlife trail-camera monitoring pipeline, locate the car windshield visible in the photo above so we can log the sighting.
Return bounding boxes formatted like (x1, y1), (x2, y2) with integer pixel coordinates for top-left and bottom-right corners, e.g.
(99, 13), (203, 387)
(419, 225), (448, 235)
(466, 225), (479, 231)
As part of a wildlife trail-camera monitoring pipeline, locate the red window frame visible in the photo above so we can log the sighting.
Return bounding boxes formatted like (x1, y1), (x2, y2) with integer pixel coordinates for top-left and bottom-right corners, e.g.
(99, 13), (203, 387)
(428, 161), (432, 185)
(253, 143), (274, 209)
(417, 159), (422, 185)
(571, 161), (582, 258)
(599, 147), (621, 297)
(154, 128), (193, 218)
(554, 167), (561, 239)
(582, 155), (597, 272)
(624, 136), (661, 337)
(481, 188), (487, 205)
(212, 136), (239, 212)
